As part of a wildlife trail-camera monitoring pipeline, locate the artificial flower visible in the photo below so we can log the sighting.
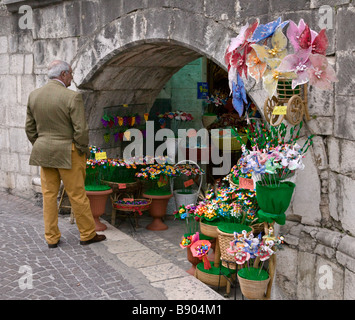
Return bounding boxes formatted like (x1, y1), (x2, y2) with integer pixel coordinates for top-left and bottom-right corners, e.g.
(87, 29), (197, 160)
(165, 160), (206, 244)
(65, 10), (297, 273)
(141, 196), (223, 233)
(286, 19), (318, 53)
(248, 17), (289, 43)
(232, 74), (248, 117)
(277, 50), (312, 89)
(262, 58), (297, 98)
(246, 47), (267, 83)
(299, 25), (328, 56)
(307, 54), (338, 90)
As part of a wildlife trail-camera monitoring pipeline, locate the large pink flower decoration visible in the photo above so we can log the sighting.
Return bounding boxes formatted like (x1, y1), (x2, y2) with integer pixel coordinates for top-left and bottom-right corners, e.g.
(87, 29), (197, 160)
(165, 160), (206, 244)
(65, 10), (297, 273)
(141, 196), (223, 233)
(308, 54), (338, 90)
(277, 50), (311, 89)
(287, 19), (318, 53)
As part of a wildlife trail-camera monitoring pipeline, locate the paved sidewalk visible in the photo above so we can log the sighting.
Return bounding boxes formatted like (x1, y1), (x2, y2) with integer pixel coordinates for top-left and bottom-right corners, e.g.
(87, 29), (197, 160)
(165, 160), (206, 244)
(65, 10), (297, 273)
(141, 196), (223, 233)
(0, 191), (228, 300)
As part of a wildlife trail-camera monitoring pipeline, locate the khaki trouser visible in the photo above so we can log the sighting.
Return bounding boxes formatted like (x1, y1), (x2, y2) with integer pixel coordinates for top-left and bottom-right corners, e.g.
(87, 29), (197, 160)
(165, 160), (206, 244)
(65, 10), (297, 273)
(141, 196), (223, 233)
(40, 144), (96, 244)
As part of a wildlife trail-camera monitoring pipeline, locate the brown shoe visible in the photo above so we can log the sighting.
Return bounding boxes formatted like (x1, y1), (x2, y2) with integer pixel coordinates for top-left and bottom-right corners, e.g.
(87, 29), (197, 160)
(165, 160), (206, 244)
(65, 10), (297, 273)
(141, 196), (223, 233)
(80, 234), (106, 245)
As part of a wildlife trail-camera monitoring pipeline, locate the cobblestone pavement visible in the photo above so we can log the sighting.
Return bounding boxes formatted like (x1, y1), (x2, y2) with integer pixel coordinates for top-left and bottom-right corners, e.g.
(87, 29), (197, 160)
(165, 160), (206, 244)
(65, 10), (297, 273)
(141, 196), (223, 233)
(0, 191), (227, 300)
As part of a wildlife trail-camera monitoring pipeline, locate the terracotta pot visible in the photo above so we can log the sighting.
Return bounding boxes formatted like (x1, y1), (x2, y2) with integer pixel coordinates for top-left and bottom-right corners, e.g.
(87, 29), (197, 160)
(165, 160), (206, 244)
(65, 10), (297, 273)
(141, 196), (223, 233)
(86, 188), (113, 231)
(143, 193), (173, 231)
(186, 246), (200, 275)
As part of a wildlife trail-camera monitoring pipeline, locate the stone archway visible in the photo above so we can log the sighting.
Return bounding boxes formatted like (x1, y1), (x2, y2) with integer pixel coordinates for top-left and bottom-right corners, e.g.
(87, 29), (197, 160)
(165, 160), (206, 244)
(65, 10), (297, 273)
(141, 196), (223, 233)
(71, 7), (267, 114)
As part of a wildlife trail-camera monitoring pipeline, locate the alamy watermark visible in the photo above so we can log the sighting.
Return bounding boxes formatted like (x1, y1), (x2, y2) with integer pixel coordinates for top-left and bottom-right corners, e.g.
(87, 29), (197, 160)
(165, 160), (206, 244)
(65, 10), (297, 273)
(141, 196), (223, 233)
(122, 121), (232, 175)
(318, 264), (333, 290)
(18, 265), (33, 290)
(18, 5), (33, 30)
(318, 5), (333, 30)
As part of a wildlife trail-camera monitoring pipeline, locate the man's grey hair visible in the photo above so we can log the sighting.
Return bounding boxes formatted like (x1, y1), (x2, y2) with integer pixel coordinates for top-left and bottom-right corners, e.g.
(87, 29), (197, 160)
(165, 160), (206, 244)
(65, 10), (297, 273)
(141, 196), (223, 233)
(48, 60), (71, 79)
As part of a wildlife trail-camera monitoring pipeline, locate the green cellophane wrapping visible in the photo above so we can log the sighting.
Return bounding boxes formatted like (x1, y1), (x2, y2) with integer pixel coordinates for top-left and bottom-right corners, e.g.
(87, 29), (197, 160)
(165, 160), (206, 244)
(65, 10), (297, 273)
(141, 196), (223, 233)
(255, 181), (295, 225)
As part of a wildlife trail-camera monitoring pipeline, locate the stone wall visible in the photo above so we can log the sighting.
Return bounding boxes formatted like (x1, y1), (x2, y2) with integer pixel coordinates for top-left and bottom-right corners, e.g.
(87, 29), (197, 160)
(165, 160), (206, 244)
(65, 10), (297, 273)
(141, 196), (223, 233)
(0, 0), (354, 299)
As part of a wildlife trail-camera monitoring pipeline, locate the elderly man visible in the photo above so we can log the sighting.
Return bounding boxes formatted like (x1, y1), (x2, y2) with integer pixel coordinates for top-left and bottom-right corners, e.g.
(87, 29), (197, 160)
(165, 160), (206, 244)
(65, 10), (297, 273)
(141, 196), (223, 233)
(25, 60), (106, 248)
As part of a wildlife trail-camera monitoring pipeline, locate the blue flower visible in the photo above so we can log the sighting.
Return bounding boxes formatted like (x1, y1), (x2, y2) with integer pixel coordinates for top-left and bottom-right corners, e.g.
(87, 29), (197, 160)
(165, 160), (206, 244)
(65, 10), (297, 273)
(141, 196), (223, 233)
(248, 17), (289, 43)
(232, 74), (248, 117)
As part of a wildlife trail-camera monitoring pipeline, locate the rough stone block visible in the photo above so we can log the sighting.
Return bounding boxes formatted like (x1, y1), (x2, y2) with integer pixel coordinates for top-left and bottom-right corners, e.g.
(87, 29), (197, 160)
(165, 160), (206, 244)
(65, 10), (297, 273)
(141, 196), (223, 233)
(315, 256), (344, 300)
(328, 173), (355, 234)
(0, 54), (9, 74)
(292, 151), (322, 226)
(0, 128), (9, 152)
(0, 75), (16, 106)
(311, 136), (328, 170)
(337, 6), (355, 52)
(297, 251), (316, 299)
(308, 85), (334, 117)
(328, 137), (355, 175)
(9, 54), (24, 74)
(307, 116), (333, 136)
(344, 269), (355, 300)
(24, 54), (33, 74)
(336, 52), (355, 97)
(334, 95), (355, 140)
(9, 127), (31, 153)
(0, 152), (19, 172)
(0, 36), (8, 54)
(270, 0), (310, 12)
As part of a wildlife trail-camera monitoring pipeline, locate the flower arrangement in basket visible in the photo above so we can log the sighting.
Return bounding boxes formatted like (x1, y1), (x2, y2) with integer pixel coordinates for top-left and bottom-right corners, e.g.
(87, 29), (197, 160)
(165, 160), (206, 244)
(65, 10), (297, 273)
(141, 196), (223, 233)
(103, 158), (138, 184)
(227, 228), (285, 299)
(233, 120), (314, 225)
(113, 198), (151, 216)
(85, 146), (111, 192)
(135, 162), (179, 196)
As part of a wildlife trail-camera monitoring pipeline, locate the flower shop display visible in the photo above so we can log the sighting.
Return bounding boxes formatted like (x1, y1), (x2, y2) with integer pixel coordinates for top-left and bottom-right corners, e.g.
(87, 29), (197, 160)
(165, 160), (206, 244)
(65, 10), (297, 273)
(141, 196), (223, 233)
(234, 120), (313, 226)
(171, 161), (205, 212)
(85, 147), (113, 231)
(227, 227), (285, 299)
(225, 17), (337, 126)
(136, 162), (179, 231)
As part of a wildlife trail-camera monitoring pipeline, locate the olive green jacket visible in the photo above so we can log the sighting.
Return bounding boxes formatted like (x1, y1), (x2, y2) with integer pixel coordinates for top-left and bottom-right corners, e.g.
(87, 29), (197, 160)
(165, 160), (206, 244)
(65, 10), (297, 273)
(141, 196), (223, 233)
(25, 80), (89, 169)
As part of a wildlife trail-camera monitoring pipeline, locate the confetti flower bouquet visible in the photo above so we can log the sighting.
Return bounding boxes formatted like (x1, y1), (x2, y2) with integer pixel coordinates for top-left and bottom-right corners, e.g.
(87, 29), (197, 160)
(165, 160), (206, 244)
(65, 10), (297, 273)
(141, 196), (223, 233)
(174, 204), (199, 237)
(135, 163), (179, 196)
(190, 240), (212, 270)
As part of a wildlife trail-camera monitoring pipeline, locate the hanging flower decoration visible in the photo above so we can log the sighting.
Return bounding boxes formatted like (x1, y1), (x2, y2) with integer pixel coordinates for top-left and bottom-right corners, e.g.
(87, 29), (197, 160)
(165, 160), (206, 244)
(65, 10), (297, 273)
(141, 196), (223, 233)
(232, 74), (248, 117)
(277, 50), (312, 89)
(307, 54), (338, 90)
(287, 19), (318, 53)
(248, 17), (289, 43)
(246, 47), (267, 83)
(262, 58), (297, 98)
(225, 17), (337, 102)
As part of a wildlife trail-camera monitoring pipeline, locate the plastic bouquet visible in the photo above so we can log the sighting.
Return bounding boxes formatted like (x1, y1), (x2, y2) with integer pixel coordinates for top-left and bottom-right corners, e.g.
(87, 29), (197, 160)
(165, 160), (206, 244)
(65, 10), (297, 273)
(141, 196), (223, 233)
(135, 163), (179, 196)
(234, 120), (314, 186)
(227, 228), (285, 281)
(174, 204), (199, 236)
(190, 240), (212, 270)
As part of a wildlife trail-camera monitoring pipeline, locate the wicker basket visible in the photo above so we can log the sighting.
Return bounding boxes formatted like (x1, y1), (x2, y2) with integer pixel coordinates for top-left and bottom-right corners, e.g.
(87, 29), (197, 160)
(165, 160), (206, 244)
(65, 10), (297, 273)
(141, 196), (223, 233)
(113, 198), (151, 215)
(276, 78), (301, 102)
(195, 262), (228, 287)
(200, 221), (219, 238)
(228, 174), (239, 188)
(102, 180), (140, 194)
(217, 228), (238, 269)
(237, 273), (270, 300)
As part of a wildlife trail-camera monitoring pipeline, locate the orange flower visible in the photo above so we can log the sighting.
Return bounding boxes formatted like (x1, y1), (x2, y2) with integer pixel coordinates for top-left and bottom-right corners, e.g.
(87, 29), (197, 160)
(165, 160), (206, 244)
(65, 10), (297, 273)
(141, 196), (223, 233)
(246, 48), (267, 83)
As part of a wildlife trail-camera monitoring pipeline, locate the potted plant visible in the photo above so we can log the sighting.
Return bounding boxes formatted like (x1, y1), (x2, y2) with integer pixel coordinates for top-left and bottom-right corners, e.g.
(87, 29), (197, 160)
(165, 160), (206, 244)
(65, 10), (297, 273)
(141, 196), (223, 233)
(171, 161), (204, 211)
(235, 120), (314, 225)
(85, 149), (113, 231)
(226, 227), (285, 299)
(135, 162), (179, 230)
